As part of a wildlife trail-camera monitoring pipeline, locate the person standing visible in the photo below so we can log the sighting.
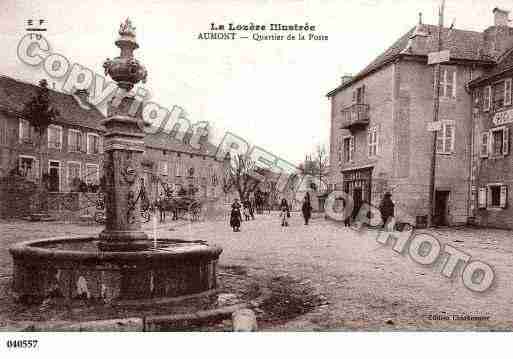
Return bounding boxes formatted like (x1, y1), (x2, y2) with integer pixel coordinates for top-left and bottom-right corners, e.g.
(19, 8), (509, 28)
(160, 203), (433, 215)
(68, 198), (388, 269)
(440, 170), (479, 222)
(230, 198), (242, 232)
(378, 192), (395, 230)
(158, 192), (166, 223)
(280, 198), (289, 227)
(301, 195), (312, 225)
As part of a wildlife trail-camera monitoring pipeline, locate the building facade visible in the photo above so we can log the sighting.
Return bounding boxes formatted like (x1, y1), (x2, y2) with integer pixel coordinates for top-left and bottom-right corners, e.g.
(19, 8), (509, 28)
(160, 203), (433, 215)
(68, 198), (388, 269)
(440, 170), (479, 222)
(468, 45), (513, 228)
(0, 75), (104, 193)
(327, 8), (513, 227)
(0, 75), (229, 218)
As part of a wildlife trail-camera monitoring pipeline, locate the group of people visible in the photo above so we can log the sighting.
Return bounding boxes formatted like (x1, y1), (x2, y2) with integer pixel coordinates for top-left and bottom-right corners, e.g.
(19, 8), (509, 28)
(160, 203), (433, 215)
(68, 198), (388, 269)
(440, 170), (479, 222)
(229, 194), (313, 232)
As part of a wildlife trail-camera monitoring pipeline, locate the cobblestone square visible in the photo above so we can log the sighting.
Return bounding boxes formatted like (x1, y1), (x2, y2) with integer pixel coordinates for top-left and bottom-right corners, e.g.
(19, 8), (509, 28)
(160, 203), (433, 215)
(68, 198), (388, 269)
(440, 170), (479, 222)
(1, 214), (511, 331)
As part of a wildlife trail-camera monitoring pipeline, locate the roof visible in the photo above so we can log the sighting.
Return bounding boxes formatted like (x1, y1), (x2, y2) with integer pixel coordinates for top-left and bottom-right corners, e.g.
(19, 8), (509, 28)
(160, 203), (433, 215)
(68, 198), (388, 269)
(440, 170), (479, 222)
(327, 24), (492, 97)
(468, 47), (513, 87)
(0, 75), (105, 131)
(144, 130), (220, 158)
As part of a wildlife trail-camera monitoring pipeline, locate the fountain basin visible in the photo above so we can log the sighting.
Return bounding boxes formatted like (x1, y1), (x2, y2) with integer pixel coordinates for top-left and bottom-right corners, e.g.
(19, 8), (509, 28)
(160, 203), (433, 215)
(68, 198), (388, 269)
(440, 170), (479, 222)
(9, 236), (222, 303)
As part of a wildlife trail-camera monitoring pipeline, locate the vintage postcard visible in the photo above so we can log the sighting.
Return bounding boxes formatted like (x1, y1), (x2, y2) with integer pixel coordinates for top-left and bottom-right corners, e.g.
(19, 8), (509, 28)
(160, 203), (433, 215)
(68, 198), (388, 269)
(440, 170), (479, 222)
(0, 0), (511, 356)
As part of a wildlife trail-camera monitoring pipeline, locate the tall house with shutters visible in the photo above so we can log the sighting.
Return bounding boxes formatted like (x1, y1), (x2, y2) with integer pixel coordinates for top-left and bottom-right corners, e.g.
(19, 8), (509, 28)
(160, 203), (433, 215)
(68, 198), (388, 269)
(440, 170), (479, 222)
(327, 8), (513, 227)
(468, 41), (513, 228)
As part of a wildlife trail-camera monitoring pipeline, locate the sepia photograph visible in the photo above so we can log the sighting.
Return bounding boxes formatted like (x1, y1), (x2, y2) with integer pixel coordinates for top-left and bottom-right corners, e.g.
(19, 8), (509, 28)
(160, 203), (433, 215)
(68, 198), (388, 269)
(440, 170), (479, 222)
(0, 0), (511, 357)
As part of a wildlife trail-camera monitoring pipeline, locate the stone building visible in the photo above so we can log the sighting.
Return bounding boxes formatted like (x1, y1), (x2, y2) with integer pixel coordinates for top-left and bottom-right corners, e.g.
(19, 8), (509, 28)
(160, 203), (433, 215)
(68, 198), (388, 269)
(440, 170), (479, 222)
(142, 131), (228, 202)
(0, 74), (228, 217)
(327, 8), (513, 227)
(0, 75), (105, 192)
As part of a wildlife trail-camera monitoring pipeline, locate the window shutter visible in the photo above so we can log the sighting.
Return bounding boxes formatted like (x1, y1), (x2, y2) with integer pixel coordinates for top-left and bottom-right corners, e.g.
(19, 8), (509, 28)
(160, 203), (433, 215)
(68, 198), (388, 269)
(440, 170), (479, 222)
(82, 133), (88, 153)
(349, 136), (355, 161)
(60, 164), (65, 192)
(452, 69), (457, 98)
(486, 186), (491, 208)
(34, 159), (40, 181)
(361, 85), (366, 104)
(480, 132), (489, 158)
(478, 187), (486, 209)
(505, 79), (512, 106)
(484, 86), (491, 111)
(98, 136), (103, 154)
(500, 185), (508, 208)
(503, 127), (509, 155)
(352, 91), (356, 104)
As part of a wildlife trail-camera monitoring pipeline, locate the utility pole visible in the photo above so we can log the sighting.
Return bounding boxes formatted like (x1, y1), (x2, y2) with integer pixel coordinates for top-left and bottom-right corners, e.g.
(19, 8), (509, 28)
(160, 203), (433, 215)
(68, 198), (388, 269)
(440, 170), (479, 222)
(427, 0), (445, 227)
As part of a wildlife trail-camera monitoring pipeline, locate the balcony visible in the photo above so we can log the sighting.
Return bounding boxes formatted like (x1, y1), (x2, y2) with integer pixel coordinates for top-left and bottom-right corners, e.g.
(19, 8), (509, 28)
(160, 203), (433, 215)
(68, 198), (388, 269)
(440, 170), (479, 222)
(340, 104), (370, 130)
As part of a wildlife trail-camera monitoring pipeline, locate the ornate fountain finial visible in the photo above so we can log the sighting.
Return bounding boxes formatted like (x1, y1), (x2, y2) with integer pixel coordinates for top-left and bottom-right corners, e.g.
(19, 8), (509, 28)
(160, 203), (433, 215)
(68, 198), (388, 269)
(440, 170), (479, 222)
(119, 17), (136, 36)
(103, 18), (148, 91)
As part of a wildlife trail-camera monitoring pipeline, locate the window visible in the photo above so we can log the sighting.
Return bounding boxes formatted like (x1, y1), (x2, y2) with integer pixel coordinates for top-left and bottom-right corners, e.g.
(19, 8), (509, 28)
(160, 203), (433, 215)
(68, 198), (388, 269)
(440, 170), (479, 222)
(176, 162), (182, 177)
(355, 86), (365, 104)
(493, 81), (505, 109)
(487, 184), (508, 209)
(440, 67), (457, 98)
(85, 163), (100, 185)
(19, 119), (34, 144)
(480, 132), (490, 158)
(436, 122), (455, 154)
(484, 85), (492, 111)
(490, 126), (509, 157)
(19, 156), (37, 179)
(47, 125), (62, 150)
(368, 127), (379, 157)
(505, 78), (512, 106)
(159, 161), (168, 176)
(87, 133), (101, 154)
(343, 136), (354, 162)
(68, 129), (83, 152)
(67, 162), (81, 189)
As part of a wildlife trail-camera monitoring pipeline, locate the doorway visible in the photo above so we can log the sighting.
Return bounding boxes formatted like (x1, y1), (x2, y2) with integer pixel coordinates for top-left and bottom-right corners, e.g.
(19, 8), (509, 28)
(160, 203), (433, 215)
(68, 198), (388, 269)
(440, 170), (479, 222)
(434, 190), (450, 226)
(352, 187), (363, 219)
(48, 161), (60, 192)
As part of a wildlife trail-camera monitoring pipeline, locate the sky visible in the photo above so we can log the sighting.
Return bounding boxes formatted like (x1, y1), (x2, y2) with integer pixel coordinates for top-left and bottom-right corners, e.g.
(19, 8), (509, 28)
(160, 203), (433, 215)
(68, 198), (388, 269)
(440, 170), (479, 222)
(0, 0), (512, 165)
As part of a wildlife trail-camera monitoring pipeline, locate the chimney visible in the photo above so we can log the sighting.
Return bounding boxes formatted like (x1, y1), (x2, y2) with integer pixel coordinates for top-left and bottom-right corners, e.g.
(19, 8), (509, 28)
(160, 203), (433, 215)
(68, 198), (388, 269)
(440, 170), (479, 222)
(493, 7), (509, 27)
(340, 74), (353, 85)
(74, 88), (89, 104)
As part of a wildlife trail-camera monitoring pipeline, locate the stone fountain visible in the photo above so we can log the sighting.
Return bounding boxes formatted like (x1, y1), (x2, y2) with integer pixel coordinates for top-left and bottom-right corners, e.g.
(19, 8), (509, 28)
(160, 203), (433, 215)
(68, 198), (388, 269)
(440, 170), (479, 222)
(9, 19), (222, 303)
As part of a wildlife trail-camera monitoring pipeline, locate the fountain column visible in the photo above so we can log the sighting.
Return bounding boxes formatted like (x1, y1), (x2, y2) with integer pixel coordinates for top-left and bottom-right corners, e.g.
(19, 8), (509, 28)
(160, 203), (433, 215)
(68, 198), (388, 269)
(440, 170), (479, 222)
(98, 18), (149, 251)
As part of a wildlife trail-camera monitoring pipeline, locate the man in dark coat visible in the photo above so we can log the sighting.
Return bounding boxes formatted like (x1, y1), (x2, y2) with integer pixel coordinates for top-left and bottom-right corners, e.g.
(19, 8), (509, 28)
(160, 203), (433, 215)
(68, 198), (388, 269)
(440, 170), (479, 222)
(378, 192), (395, 230)
(301, 195), (312, 225)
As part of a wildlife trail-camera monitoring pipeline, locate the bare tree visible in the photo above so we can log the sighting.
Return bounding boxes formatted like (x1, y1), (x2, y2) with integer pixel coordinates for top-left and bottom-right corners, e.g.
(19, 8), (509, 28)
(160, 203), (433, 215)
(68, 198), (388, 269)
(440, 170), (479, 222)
(223, 154), (263, 201)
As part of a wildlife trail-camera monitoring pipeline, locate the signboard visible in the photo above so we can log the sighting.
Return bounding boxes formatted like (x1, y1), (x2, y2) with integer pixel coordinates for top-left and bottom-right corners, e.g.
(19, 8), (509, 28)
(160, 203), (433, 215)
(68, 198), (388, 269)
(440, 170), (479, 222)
(427, 121), (442, 132)
(493, 108), (513, 126)
(428, 50), (450, 65)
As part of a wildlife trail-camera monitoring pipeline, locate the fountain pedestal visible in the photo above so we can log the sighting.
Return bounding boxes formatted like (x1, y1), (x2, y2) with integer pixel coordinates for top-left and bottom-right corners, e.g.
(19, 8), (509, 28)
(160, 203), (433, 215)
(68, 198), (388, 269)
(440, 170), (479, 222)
(98, 103), (149, 251)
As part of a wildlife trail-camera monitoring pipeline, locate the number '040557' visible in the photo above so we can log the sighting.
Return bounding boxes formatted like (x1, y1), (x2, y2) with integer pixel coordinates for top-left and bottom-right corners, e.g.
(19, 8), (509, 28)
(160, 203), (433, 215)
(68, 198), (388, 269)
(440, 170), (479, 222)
(6, 339), (38, 349)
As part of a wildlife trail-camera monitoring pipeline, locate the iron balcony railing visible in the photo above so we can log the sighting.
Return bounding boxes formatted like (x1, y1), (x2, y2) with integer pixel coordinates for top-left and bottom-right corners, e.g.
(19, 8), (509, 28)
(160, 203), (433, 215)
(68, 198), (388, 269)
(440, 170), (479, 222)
(340, 103), (370, 130)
